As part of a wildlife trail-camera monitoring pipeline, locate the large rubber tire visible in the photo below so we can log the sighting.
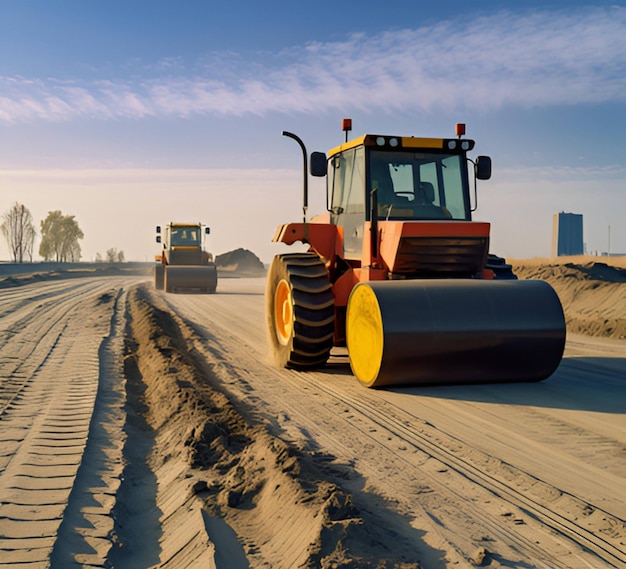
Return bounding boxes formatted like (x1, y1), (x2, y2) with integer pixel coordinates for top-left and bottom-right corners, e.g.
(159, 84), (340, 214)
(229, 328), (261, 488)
(154, 264), (165, 290)
(486, 253), (518, 280)
(265, 253), (335, 369)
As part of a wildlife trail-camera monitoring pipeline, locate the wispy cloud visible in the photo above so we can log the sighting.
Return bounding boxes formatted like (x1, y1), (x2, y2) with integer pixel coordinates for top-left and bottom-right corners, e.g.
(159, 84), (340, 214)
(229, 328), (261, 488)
(1, 6), (625, 123)
(496, 164), (626, 184)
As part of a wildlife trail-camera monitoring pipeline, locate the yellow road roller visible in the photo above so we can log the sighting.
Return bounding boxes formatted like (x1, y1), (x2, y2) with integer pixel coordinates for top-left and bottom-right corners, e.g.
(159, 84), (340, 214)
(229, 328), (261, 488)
(154, 222), (217, 294)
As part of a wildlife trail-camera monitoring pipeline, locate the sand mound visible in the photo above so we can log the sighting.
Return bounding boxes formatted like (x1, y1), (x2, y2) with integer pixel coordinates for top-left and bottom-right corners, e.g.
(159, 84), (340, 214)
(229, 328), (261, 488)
(124, 284), (423, 568)
(512, 261), (626, 339)
(216, 248), (265, 276)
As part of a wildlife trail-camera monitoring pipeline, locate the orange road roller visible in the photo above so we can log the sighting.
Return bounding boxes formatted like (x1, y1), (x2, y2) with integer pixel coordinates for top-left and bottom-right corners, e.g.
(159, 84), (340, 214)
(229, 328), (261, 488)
(266, 120), (565, 387)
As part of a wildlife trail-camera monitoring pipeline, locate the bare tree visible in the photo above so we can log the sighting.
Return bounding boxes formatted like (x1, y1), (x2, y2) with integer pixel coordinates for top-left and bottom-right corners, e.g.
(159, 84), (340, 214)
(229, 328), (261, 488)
(1, 202), (37, 262)
(39, 211), (84, 262)
(24, 224), (36, 261)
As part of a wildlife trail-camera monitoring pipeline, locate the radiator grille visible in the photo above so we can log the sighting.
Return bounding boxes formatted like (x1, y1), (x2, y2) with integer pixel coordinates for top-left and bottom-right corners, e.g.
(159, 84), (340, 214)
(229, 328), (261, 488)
(393, 236), (488, 277)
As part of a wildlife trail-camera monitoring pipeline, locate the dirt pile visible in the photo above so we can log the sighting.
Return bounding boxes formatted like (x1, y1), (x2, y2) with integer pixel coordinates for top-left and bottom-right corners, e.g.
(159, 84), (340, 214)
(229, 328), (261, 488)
(513, 261), (626, 339)
(216, 248), (265, 276)
(124, 284), (423, 568)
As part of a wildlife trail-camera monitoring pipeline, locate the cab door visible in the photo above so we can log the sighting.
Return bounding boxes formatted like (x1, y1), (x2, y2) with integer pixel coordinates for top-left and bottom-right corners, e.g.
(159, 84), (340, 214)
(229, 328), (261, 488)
(329, 147), (366, 260)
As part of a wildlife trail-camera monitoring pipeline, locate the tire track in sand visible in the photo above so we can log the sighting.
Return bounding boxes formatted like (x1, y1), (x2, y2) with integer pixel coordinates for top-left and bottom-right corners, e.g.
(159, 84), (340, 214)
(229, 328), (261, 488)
(0, 279), (130, 568)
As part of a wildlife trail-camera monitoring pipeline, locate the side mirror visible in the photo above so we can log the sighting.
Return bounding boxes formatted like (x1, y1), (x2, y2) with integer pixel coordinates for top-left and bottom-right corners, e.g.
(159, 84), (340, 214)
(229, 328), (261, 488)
(310, 151), (327, 177)
(156, 236), (161, 243)
(156, 225), (161, 234)
(475, 156), (492, 180)
(205, 227), (210, 235)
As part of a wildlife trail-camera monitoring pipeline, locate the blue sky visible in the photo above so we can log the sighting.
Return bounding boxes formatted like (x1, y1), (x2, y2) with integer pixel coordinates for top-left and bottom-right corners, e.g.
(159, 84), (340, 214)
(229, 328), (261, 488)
(1, 0), (625, 262)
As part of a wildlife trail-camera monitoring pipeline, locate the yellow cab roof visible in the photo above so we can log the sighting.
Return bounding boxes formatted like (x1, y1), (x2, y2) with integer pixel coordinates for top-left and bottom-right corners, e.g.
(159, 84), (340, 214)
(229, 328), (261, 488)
(326, 134), (474, 157)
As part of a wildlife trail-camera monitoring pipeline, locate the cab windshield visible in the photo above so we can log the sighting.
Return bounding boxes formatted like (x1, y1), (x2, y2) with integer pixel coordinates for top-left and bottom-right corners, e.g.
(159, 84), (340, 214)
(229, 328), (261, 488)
(170, 227), (200, 246)
(368, 150), (470, 221)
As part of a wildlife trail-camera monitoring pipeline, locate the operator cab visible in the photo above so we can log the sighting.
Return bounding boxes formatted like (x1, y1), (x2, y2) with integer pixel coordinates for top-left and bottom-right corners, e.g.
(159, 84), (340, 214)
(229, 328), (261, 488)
(313, 128), (491, 259)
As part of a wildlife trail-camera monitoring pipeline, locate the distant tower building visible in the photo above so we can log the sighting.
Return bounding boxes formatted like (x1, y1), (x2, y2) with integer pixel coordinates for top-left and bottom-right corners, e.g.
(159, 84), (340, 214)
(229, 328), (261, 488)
(552, 212), (584, 256)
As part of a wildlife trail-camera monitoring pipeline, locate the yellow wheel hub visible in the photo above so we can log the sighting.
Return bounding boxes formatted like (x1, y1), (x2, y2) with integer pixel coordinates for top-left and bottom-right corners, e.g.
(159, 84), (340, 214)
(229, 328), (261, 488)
(346, 284), (384, 387)
(274, 279), (294, 345)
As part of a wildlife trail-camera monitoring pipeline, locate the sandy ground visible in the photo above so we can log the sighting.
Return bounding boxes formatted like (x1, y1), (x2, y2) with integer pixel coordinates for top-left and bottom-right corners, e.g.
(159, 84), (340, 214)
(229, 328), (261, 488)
(0, 257), (624, 568)
(512, 257), (626, 339)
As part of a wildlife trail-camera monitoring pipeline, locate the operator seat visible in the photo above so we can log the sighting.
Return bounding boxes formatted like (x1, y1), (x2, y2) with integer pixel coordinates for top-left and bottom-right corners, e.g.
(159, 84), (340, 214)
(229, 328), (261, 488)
(414, 182), (451, 219)
(416, 182), (435, 205)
